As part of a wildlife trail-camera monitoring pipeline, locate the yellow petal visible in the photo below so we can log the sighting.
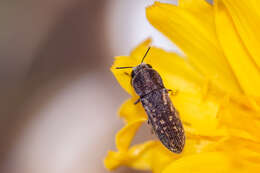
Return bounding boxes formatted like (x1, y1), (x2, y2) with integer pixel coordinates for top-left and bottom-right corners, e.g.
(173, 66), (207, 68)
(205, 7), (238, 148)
(105, 138), (216, 173)
(179, 0), (210, 10)
(127, 141), (175, 173)
(213, 137), (260, 158)
(116, 118), (146, 152)
(104, 141), (156, 170)
(128, 138), (215, 173)
(222, 0), (260, 68)
(130, 38), (152, 61)
(146, 2), (242, 95)
(172, 90), (226, 136)
(162, 152), (231, 173)
(143, 47), (205, 91)
(104, 141), (164, 172)
(111, 56), (136, 95)
(119, 98), (147, 123)
(218, 100), (260, 141)
(206, 137), (260, 172)
(214, 0), (260, 97)
(104, 151), (125, 170)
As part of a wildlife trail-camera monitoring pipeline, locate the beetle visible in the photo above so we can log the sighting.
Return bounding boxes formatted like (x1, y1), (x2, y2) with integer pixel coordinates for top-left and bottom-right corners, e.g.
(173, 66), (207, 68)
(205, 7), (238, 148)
(116, 47), (185, 153)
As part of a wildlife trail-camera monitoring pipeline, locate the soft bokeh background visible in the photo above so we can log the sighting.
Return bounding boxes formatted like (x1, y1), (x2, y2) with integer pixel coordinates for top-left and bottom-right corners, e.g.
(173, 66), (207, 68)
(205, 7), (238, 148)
(0, 0), (208, 172)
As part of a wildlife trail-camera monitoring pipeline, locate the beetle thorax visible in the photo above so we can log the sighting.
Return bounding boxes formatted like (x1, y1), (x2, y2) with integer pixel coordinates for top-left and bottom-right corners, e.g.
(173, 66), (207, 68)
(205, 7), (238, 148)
(131, 64), (165, 97)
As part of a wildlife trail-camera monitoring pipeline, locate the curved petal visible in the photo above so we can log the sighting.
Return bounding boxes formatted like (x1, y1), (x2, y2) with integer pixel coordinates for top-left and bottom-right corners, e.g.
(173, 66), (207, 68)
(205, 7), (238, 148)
(116, 118), (146, 152)
(111, 56), (136, 96)
(119, 98), (147, 123)
(104, 141), (157, 171)
(146, 2), (242, 95)
(104, 151), (125, 170)
(214, 0), (260, 97)
(222, 0), (260, 68)
(127, 141), (176, 173)
(162, 152), (231, 173)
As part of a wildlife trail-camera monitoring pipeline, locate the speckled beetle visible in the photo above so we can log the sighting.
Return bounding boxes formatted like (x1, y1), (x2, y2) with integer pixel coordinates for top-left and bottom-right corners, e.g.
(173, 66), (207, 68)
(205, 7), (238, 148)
(116, 47), (185, 153)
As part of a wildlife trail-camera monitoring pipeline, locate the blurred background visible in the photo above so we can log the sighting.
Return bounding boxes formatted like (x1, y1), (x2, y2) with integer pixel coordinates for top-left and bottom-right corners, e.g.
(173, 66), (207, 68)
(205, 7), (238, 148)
(0, 0), (202, 172)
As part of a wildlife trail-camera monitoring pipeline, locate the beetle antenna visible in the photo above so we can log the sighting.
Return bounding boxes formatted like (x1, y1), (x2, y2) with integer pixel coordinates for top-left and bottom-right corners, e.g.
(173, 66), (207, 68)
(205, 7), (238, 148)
(141, 47), (151, 64)
(115, 66), (133, 69)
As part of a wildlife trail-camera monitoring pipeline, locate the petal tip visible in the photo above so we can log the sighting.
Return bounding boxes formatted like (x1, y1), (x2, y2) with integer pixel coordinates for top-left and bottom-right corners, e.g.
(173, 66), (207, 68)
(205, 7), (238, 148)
(104, 151), (121, 171)
(133, 38), (152, 50)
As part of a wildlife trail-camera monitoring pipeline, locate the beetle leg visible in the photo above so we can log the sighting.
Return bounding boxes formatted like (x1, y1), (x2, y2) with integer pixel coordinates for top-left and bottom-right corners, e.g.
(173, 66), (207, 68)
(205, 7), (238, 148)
(124, 72), (130, 76)
(167, 89), (178, 96)
(123, 72), (133, 86)
(134, 98), (140, 105)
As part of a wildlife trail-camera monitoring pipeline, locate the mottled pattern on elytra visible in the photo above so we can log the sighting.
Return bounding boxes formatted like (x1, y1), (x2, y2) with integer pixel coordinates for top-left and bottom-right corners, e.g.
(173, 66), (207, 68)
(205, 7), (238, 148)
(141, 89), (185, 153)
(131, 64), (185, 153)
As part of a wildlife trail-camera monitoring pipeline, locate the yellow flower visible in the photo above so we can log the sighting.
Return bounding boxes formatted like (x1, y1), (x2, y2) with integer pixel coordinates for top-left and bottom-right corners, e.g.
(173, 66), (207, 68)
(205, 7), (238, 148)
(104, 0), (260, 172)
